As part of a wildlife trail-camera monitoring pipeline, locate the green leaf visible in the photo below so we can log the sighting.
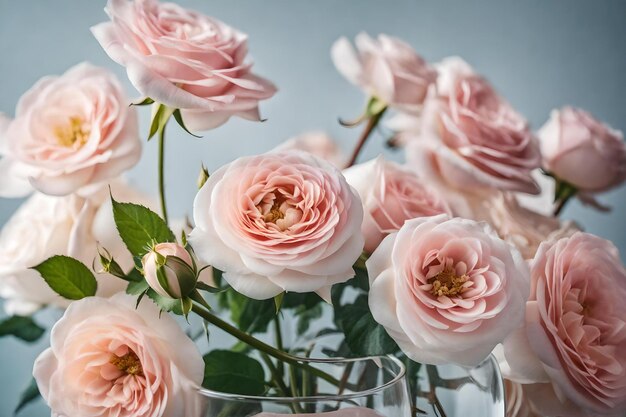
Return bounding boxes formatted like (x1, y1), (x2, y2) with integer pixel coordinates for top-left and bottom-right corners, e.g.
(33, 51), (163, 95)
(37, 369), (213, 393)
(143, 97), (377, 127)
(202, 350), (266, 395)
(32, 255), (97, 300)
(273, 292), (284, 313)
(334, 295), (398, 357)
(173, 109), (202, 138)
(296, 303), (323, 336)
(111, 197), (175, 257)
(0, 316), (45, 342)
(146, 289), (183, 315)
(130, 97), (154, 107)
(126, 279), (149, 296)
(14, 377), (40, 415)
(228, 291), (275, 334)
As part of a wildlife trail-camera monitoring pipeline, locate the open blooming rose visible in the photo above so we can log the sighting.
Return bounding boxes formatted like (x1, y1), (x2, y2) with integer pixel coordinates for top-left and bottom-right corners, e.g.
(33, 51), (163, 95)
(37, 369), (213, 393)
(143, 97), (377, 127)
(92, 0), (277, 131)
(503, 232), (626, 415)
(189, 151), (364, 300)
(0, 63), (141, 197)
(274, 131), (346, 168)
(343, 156), (451, 253)
(404, 57), (540, 195)
(0, 180), (149, 315)
(538, 107), (626, 193)
(331, 33), (436, 111)
(33, 294), (204, 417)
(367, 214), (529, 366)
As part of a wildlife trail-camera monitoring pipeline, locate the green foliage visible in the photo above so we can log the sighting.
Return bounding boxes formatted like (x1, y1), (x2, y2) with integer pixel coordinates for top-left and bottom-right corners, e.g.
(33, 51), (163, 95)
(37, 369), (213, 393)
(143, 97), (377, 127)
(226, 291), (275, 334)
(0, 316), (45, 343)
(111, 197), (175, 257)
(32, 255), (97, 300)
(173, 109), (202, 138)
(202, 350), (266, 395)
(14, 378), (40, 415)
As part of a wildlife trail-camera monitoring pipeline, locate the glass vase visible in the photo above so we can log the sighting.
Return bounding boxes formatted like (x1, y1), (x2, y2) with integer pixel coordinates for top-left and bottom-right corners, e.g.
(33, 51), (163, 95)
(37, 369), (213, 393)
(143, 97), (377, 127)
(197, 356), (412, 416)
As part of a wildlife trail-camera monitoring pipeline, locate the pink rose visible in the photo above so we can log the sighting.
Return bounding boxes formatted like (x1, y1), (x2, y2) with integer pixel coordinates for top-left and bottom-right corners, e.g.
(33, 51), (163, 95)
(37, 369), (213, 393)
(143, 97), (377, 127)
(0, 63), (141, 197)
(0, 180), (149, 315)
(331, 33), (436, 111)
(33, 294), (204, 417)
(367, 214), (528, 366)
(483, 193), (579, 259)
(343, 156), (451, 253)
(274, 131), (346, 168)
(405, 57), (540, 195)
(189, 151), (363, 301)
(503, 233), (626, 415)
(92, 0), (276, 131)
(539, 107), (626, 193)
(142, 242), (196, 298)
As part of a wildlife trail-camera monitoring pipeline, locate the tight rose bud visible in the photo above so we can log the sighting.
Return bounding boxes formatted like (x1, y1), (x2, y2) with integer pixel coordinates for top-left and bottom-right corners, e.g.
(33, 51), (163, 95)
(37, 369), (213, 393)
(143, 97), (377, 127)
(142, 243), (196, 299)
(539, 107), (626, 193)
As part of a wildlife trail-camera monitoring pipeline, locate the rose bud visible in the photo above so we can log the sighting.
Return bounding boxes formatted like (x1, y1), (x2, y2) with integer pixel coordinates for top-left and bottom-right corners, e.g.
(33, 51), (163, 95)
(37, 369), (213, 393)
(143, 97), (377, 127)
(141, 243), (197, 299)
(539, 107), (626, 194)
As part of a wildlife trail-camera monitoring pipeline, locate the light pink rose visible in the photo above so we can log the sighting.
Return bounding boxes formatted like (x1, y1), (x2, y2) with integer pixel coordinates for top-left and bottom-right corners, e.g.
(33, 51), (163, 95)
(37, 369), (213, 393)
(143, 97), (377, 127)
(505, 379), (540, 417)
(142, 242), (196, 298)
(539, 107), (626, 193)
(367, 214), (529, 366)
(404, 57), (540, 195)
(482, 193), (579, 259)
(503, 233), (626, 415)
(254, 409), (384, 417)
(0, 63), (141, 197)
(33, 294), (204, 417)
(92, 0), (277, 131)
(189, 151), (364, 301)
(0, 180), (149, 315)
(274, 131), (346, 168)
(343, 156), (451, 253)
(331, 33), (436, 111)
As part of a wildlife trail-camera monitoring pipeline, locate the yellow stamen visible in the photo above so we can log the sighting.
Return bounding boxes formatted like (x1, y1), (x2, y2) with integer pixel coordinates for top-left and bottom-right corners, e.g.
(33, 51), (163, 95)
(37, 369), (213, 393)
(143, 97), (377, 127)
(263, 199), (285, 223)
(428, 267), (469, 297)
(110, 352), (143, 376)
(55, 116), (90, 148)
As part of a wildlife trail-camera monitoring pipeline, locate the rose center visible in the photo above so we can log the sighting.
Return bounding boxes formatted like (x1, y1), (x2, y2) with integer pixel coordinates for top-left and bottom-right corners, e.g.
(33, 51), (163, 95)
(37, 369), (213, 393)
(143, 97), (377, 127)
(264, 199), (286, 223)
(110, 351), (143, 376)
(257, 193), (302, 232)
(55, 116), (90, 148)
(428, 267), (469, 297)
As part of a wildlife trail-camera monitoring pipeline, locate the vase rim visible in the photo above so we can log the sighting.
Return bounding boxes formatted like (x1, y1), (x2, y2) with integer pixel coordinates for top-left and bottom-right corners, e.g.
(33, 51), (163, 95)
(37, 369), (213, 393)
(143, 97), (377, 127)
(197, 355), (406, 403)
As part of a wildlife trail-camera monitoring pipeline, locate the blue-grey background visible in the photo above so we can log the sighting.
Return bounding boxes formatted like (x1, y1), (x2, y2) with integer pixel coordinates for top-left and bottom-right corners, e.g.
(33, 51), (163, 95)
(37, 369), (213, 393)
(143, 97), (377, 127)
(1, 0), (626, 415)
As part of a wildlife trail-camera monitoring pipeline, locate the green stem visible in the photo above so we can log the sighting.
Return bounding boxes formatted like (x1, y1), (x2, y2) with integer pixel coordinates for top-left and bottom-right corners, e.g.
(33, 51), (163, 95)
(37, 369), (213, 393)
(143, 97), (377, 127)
(260, 353), (290, 397)
(157, 125), (168, 225)
(190, 303), (341, 387)
(426, 365), (448, 417)
(345, 107), (387, 168)
(274, 316), (285, 377)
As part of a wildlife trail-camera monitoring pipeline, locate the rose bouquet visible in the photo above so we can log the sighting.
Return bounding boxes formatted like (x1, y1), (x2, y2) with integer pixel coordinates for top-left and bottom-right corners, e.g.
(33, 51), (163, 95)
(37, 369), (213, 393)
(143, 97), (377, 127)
(1, 1), (626, 417)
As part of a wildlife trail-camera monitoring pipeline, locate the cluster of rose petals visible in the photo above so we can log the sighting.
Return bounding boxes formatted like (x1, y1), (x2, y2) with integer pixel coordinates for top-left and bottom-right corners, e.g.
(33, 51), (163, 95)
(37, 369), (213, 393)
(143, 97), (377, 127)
(343, 156), (451, 253)
(331, 33), (437, 111)
(483, 193), (579, 259)
(33, 294), (204, 417)
(189, 151), (364, 300)
(504, 232), (626, 415)
(539, 107), (626, 193)
(0, 63), (141, 197)
(405, 57), (540, 195)
(367, 214), (529, 366)
(0, 180), (147, 315)
(274, 131), (346, 168)
(92, 0), (276, 131)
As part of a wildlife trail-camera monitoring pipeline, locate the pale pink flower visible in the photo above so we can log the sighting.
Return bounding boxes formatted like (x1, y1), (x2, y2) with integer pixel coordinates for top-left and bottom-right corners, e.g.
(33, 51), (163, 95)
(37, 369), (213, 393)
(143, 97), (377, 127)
(483, 193), (579, 259)
(331, 33), (436, 111)
(0, 63), (141, 197)
(92, 0), (276, 131)
(33, 294), (204, 417)
(142, 242), (196, 298)
(0, 180), (149, 315)
(504, 232), (626, 415)
(274, 131), (346, 168)
(405, 57), (540, 195)
(539, 107), (626, 193)
(189, 151), (364, 300)
(343, 156), (451, 253)
(367, 214), (529, 366)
